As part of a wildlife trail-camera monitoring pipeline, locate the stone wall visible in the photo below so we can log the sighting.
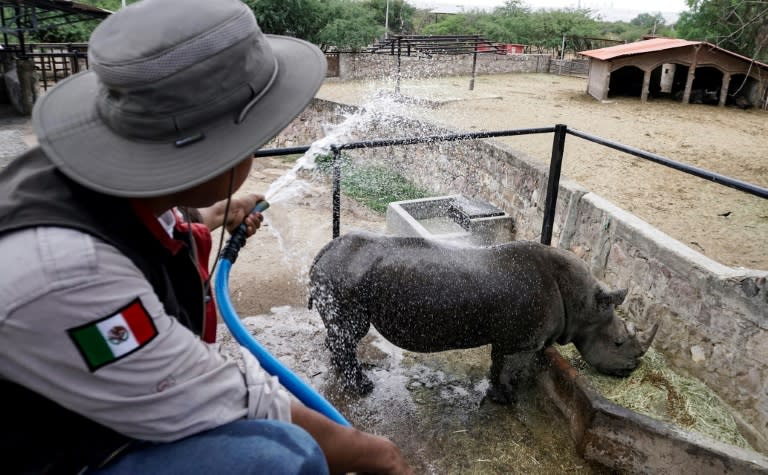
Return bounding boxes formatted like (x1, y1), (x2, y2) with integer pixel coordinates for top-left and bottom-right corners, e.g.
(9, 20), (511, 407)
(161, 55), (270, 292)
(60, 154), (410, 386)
(337, 52), (558, 81)
(271, 98), (768, 451)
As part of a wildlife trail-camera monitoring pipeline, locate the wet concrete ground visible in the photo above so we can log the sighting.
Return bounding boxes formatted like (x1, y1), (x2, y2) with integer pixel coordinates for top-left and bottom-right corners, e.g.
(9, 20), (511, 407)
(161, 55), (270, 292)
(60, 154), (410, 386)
(0, 105), (34, 168)
(218, 307), (616, 474)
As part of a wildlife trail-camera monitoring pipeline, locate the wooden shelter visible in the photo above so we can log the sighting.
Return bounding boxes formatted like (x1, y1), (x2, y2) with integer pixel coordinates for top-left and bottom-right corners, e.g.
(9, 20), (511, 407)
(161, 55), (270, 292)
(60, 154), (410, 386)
(1, 0), (111, 50)
(580, 38), (768, 109)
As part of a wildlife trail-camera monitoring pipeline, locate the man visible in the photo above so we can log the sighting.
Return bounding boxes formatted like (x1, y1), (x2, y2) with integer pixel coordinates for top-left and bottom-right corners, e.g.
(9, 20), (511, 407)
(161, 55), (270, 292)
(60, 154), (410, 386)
(0, 0), (412, 473)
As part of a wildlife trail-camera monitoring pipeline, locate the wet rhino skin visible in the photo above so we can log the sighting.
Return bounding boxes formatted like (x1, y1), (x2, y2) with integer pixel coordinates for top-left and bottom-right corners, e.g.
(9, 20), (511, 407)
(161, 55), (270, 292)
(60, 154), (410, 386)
(308, 230), (648, 401)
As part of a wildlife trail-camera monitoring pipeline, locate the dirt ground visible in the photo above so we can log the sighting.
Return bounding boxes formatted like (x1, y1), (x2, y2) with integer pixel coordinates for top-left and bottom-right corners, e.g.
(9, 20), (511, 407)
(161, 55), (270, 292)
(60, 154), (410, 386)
(317, 73), (768, 271)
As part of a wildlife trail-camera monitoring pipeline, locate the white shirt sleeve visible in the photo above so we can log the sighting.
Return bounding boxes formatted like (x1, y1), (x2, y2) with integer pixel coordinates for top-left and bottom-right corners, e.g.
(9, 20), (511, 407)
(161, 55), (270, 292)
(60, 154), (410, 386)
(0, 227), (292, 442)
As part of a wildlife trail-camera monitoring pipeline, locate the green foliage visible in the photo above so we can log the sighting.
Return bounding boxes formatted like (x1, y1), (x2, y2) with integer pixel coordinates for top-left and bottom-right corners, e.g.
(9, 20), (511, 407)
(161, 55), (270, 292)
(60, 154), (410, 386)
(599, 13), (675, 43)
(422, 11), (493, 37)
(421, 6), (602, 47)
(245, 0), (386, 50)
(315, 1), (382, 50)
(244, 0), (325, 39)
(677, 0), (768, 61)
(21, 0), (125, 43)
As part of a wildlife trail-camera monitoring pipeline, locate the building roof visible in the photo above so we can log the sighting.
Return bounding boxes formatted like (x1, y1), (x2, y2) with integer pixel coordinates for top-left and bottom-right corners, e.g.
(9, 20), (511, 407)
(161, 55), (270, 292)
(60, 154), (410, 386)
(1, 0), (112, 17)
(579, 38), (699, 60)
(1, 0), (111, 41)
(579, 37), (768, 70)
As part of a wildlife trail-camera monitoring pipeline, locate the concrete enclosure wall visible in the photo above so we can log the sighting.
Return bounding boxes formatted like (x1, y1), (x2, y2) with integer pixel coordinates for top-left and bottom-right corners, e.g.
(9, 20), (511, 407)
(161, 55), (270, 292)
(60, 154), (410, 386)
(270, 98), (768, 450)
(335, 52), (586, 81)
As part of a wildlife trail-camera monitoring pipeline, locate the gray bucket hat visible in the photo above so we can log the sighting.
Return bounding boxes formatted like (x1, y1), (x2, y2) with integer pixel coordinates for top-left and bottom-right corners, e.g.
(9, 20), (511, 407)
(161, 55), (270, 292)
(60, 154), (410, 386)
(32, 0), (326, 197)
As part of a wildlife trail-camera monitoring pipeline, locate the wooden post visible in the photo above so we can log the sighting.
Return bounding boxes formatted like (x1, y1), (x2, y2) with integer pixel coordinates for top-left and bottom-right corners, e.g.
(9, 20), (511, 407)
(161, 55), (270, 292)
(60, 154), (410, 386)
(641, 69), (651, 102)
(719, 72), (730, 107)
(682, 45), (700, 104)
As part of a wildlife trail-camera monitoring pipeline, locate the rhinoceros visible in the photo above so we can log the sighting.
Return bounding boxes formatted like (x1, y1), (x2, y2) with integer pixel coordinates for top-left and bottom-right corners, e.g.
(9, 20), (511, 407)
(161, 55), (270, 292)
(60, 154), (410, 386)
(308, 231), (659, 402)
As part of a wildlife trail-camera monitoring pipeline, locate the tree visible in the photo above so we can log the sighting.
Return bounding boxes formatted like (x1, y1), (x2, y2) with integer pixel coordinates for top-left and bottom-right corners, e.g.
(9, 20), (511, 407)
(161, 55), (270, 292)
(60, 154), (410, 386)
(494, 0), (530, 17)
(421, 11), (493, 37)
(630, 12), (666, 34)
(316, 1), (382, 50)
(244, 0), (325, 39)
(525, 8), (601, 49)
(363, 0), (416, 36)
(677, 0), (768, 61)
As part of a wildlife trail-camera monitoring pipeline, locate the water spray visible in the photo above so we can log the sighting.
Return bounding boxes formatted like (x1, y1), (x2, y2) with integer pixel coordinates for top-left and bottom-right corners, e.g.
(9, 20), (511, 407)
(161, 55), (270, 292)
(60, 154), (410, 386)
(215, 200), (351, 427)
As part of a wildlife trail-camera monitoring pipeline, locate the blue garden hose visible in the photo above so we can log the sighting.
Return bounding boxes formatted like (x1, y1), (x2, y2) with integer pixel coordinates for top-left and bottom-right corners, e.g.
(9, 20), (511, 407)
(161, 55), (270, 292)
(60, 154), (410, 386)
(214, 200), (351, 427)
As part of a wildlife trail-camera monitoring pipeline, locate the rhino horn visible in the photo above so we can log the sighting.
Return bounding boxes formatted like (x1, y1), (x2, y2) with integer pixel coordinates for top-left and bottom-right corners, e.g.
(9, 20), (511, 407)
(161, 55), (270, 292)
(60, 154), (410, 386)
(637, 322), (660, 354)
(625, 320), (636, 338)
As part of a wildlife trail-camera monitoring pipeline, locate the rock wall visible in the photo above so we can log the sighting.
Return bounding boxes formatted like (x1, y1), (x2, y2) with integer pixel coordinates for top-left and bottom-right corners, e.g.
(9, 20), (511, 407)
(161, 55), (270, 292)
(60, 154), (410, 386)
(336, 52), (561, 81)
(270, 98), (768, 451)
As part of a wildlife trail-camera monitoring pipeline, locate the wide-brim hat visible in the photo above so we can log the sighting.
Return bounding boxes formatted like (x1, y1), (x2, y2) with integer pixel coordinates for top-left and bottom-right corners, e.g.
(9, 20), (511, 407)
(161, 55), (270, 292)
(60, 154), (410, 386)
(32, 0), (326, 198)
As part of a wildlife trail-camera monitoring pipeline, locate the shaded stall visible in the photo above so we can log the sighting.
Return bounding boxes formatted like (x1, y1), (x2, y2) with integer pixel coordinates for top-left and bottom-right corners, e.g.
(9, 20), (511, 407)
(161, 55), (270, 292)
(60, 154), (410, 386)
(579, 38), (768, 109)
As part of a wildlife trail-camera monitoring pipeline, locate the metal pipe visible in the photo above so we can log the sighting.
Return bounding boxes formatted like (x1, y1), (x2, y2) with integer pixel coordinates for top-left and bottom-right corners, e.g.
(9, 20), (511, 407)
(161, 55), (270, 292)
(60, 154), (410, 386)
(253, 145), (311, 158)
(332, 146), (341, 238)
(541, 124), (566, 245)
(396, 37), (401, 94)
(337, 127), (556, 151)
(566, 127), (768, 200)
(470, 35), (478, 91)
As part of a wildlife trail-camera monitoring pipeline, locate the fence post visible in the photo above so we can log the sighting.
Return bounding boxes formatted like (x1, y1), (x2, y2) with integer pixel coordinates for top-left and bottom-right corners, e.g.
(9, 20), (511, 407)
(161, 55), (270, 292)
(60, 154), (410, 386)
(332, 146), (341, 239)
(540, 124), (567, 245)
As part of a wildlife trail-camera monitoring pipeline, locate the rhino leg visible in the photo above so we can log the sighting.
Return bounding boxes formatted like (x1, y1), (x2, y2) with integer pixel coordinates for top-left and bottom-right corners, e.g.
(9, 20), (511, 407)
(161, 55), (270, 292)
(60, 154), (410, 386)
(486, 347), (537, 404)
(486, 344), (515, 404)
(320, 303), (374, 395)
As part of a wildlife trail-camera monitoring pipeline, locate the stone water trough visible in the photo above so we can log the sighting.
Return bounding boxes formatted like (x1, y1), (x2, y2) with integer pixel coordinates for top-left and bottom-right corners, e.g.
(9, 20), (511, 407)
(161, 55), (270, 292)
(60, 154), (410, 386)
(386, 194), (516, 246)
(386, 195), (768, 474)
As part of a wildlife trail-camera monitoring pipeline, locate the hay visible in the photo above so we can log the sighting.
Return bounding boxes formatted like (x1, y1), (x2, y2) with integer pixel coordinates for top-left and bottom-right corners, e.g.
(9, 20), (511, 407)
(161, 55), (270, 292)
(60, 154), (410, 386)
(555, 343), (752, 450)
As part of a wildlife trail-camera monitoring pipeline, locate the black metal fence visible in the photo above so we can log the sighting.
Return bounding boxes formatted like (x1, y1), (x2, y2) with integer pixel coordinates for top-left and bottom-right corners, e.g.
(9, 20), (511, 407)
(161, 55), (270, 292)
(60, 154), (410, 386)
(254, 126), (767, 244)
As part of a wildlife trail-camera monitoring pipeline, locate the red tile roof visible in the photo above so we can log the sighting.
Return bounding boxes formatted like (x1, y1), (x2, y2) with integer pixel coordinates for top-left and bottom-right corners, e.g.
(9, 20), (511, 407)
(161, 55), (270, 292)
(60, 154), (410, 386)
(579, 37), (768, 70)
(579, 38), (700, 60)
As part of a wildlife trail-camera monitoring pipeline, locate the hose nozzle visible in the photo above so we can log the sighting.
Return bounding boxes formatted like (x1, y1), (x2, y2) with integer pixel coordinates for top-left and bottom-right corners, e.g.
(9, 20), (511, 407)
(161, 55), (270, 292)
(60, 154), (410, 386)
(221, 200), (269, 263)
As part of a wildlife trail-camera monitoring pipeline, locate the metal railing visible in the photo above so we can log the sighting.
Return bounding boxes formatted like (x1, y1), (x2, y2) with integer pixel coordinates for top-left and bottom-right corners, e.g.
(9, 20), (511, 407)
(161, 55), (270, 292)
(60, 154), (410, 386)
(254, 125), (767, 245)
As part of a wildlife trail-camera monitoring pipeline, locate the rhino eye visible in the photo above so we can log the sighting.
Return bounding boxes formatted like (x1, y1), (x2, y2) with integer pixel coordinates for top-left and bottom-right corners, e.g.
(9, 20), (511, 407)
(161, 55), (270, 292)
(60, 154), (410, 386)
(614, 340), (624, 347)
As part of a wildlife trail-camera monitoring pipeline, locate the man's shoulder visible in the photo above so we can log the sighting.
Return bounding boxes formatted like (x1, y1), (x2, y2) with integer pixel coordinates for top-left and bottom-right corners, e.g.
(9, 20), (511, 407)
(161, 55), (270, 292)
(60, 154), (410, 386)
(0, 227), (139, 316)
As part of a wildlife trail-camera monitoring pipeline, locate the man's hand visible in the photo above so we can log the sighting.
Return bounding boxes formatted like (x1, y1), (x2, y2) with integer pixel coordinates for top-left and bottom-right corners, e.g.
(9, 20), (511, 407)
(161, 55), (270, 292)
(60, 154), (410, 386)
(290, 403), (413, 475)
(197, 193), (265, 238)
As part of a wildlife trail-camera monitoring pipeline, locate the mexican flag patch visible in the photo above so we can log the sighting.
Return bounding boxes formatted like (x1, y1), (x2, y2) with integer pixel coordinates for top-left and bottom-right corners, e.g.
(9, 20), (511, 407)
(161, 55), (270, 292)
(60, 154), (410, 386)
(68, 298), (158, 371)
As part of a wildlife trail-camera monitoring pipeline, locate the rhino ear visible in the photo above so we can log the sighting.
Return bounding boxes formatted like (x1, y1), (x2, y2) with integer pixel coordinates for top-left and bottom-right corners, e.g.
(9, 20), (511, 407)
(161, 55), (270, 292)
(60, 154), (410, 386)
(596, 288), (628, 309)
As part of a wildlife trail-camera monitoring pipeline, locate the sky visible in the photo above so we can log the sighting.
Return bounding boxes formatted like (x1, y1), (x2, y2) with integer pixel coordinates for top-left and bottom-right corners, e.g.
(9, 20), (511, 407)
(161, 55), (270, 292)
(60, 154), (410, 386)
(411, 0), (690, 22)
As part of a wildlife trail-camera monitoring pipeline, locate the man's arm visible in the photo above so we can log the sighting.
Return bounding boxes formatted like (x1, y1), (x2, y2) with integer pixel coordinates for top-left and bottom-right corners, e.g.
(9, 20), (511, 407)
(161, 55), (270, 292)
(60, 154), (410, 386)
(290, 402), (413, 475)
(196, 192), (265, 235)
(0, 227), (291, 441)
